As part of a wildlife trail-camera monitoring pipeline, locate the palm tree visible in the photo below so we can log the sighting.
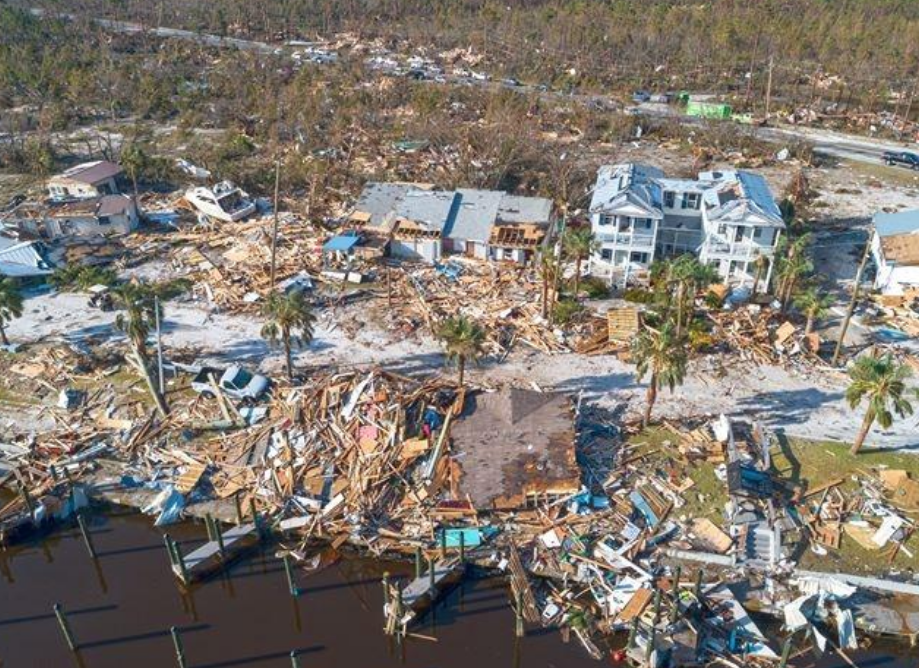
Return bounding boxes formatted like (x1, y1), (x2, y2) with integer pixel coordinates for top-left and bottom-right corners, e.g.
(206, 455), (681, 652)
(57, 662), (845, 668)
(120, 140), (149, 200)
(750, 254), (770, 297)
(632, 321), (688, 426)
(561, 227), (598, 299)
(0, 277), (24, 346)
(846, 353), (916, 455)
(793, 286), (834, 335)
(650, 256), (717, 337)
(112, 281), (168, 417)
(537, 248), (559, 319)
(774, 234), (813, 312)
(261, 291), (316, 381)
(672, 255), (718, 337)
(437, 315), (486, 386)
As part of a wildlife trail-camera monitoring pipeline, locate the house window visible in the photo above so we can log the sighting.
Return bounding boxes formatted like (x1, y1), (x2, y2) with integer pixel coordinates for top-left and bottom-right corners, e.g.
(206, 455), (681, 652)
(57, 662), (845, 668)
(664, 191), (675, 208)
(630, 252), (649, 264)
(98, 216), (111, 226)
(682, 193), (700, 210)
(601, 249), (613, 261)
(599, 214), (613, 226)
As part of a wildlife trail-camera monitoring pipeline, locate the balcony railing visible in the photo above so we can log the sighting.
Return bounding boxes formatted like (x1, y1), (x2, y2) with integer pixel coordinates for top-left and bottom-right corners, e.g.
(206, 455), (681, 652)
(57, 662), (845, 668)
(702, 240), (773, 258)
(596, 232), (656, 248)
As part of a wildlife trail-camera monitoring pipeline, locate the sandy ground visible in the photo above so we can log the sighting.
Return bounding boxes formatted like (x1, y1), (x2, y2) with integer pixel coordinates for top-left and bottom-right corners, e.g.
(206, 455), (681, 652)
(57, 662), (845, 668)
(6, 289), (918, 451)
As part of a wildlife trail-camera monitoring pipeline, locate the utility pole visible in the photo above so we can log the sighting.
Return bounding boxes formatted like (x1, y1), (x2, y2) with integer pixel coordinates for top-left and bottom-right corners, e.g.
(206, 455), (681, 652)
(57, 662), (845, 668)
(832, 235), (873, 367)
(269, 159), (281, 289)
(764, 56), (775, 123)
(155, 295), (165, 396)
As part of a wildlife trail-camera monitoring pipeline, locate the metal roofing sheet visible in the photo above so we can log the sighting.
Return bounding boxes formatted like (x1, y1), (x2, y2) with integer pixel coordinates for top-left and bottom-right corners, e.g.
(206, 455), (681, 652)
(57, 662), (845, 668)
(874, 209), (919, 237)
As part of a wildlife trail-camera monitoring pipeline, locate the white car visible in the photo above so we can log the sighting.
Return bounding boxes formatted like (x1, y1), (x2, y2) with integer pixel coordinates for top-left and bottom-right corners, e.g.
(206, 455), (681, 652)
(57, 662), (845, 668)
(185, 181), (256, 222)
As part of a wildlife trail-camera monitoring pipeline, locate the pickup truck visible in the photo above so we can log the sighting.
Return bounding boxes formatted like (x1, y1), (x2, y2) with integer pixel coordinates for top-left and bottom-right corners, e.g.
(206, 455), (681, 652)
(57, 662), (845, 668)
(191, 365), (271, 402)
(882, 150), (919, 169)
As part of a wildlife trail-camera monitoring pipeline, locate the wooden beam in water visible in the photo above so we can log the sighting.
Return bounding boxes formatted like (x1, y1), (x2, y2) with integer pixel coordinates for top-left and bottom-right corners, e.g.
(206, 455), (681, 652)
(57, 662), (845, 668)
(172, 522), (258, 584)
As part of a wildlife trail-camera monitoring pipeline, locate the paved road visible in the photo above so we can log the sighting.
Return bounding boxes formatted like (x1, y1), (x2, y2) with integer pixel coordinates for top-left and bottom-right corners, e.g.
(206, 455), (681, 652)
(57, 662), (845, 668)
(29, 7), (916, 168)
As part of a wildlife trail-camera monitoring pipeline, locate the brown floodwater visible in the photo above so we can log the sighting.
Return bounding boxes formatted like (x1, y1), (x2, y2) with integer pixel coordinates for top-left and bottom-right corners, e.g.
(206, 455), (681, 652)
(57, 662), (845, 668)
(0, 509), (915, 668)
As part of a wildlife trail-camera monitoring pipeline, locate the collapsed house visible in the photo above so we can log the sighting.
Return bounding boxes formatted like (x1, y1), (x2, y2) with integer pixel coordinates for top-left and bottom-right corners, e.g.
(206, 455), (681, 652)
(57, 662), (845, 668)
(588, 164), (784, 288)
(450, 388), (581, 510)
(0, 235), (54, 281)
(346, 182), (554, 263)
(6, 194), (139, 240)
(871, 208), (919, 297)
(46, 160), (123, 200)
(1, 160), (139, 241)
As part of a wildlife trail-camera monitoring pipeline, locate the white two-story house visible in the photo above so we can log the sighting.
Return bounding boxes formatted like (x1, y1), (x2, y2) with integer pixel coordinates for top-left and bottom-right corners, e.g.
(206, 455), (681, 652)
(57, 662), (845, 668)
(697, 170), (784, 288)
(589, 164), (784, 289)
(588, 164), (662, 284)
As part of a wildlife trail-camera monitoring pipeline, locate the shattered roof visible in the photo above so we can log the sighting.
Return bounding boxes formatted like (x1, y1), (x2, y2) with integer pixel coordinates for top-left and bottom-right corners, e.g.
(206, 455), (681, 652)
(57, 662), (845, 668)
(394, 189), (458, 232)
(352, 182), (552, 242)
(48, 195), (133, 218)
(451, 388), (580, 509)
(52, 160), (122, 185)
(589, 163), (664, 218)
(351, 182), (424, 227)
(0, 238), (53, 277)
(701, 171), (784, 228)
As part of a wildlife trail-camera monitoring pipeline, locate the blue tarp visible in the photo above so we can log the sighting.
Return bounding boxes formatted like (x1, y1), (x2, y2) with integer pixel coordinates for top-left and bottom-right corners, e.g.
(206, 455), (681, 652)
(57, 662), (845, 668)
(322, 235), (361, 253)
(629, 490), (660, 528)
(438, 526), (497, 548)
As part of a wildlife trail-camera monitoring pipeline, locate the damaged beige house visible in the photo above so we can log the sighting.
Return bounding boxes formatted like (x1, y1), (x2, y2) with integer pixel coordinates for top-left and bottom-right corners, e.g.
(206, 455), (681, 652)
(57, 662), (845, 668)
(3, 160), (138, 240)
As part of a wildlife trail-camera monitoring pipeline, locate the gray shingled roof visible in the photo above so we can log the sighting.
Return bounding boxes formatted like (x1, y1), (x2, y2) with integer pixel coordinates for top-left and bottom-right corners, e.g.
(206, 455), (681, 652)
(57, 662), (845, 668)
(448, 189), (502, 242)
(394, 189), (457, 232)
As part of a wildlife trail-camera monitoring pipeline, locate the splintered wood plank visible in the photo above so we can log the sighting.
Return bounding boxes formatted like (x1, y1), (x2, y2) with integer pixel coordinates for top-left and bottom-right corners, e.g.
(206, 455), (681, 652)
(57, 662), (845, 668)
(616, 588), (653, 624)
(176, 461), (207, 494)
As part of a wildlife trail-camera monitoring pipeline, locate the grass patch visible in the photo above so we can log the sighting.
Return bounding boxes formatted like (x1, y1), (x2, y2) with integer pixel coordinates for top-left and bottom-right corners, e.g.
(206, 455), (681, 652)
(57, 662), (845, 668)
(625, 427), (919, 574)
(624, 426), (730, 522)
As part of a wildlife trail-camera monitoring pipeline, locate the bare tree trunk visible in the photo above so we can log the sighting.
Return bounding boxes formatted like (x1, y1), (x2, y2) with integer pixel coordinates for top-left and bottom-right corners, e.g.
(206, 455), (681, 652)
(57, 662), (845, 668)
(805, 313), (815, 335)
(834, 240), (872, 366)
(643, 375), (658, 427)
(133, 347), (168, 417)
(458, 355), (466, 386)
(676, 282), (685, 338)
(284, 333), (293, 381)
(752, 261), (764, 297)
(573, 256), (582, 299)
(850, 410), (874, 455)
(0, 321), (8, 346)
(541, 270), (549, 319)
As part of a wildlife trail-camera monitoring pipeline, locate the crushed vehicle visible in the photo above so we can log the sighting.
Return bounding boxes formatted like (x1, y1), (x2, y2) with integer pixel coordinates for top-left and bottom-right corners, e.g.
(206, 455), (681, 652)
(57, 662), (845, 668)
(190, 365), (271, 401)
(87, 284), (114, 311)
(184, 181), (256, 222)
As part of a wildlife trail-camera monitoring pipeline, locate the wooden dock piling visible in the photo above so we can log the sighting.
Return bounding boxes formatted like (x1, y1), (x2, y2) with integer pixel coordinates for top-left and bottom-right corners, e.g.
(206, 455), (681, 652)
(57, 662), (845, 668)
(53, 603), (77, 652)
(170, 523), (258, 584)
(76, 514), (96, 559)
(171, 626), (187, 668)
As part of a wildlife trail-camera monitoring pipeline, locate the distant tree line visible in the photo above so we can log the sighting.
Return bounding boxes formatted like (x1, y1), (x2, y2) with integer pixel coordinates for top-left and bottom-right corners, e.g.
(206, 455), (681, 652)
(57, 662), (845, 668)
(9, 0), (919, 117)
